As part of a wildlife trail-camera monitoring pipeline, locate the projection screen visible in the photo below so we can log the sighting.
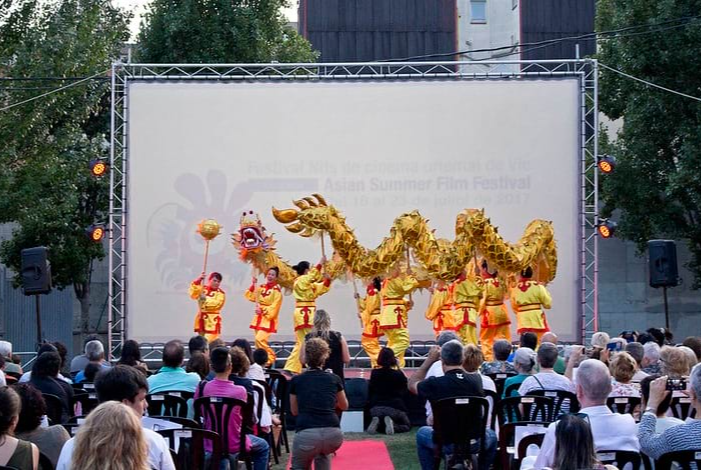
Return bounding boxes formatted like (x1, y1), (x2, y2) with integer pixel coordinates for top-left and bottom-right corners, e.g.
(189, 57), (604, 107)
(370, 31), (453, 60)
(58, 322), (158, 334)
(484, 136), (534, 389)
(126, 79), (580, 343)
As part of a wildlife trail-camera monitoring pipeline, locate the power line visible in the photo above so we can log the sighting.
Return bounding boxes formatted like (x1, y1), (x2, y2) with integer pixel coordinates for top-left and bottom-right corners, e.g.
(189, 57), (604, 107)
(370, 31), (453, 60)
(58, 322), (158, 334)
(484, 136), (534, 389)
(599, 62), (701, 103)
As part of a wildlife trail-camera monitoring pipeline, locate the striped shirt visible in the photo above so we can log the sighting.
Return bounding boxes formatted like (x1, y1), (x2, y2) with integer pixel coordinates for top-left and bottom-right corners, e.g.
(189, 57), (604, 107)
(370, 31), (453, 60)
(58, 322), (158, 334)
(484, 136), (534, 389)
(638, 412), (701, 460)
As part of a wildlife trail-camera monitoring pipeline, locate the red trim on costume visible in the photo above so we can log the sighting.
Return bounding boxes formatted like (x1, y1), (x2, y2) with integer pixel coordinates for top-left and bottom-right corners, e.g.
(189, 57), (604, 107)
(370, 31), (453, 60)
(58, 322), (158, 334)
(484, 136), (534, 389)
(517, 326), (550, 334)
(315, 264), (322, 271)
(322, 278), (331, 287)
(250, 320), (277, 333)
(193, 277), (203, 285)
(248, 284), (256, 292)
(366, 286), (377, 296)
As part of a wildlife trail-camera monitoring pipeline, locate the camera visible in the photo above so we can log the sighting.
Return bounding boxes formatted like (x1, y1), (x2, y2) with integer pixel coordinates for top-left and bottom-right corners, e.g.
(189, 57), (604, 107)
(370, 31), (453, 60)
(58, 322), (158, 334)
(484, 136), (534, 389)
(606, 341), (623, 352)
(666, 378), (687, 391)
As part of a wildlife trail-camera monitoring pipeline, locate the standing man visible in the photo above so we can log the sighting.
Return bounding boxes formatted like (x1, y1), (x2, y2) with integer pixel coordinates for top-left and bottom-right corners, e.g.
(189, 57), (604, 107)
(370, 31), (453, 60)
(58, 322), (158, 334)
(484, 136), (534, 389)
(509, 266), (552, 343)
(452, 269), (484, 346)
(355, 277), (384, 368)
(380, 266), (419, 368)
(189, 272), (226, 342)
(479, 261), (511, 361)
(246, 267), (283, 366)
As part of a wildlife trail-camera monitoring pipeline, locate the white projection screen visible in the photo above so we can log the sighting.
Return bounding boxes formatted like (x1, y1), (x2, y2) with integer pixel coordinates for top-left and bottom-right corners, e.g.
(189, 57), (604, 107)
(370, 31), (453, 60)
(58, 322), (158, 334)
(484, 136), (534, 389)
(126, 79), (580, 343)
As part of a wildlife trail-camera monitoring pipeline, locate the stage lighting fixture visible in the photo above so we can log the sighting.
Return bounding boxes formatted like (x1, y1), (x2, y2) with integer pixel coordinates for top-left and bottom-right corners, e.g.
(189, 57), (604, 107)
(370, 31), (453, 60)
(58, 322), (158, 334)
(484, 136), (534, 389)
(89, 159), (108, 177)
(86, 224), (106, 242)
(598, 155), (616, 174)
(597, 220), (617, 239)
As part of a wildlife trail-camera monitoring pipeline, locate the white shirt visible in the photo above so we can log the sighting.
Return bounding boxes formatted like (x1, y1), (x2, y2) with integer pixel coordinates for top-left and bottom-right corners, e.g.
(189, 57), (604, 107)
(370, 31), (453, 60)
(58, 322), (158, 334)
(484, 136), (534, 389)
(532, 405), (639, 469)
(19, 371), (72, 384)
(56, 427), (176, 470)
(518, 371), (575, 396)
(246, 363), (266, 382)
(0, 370), (5, 386)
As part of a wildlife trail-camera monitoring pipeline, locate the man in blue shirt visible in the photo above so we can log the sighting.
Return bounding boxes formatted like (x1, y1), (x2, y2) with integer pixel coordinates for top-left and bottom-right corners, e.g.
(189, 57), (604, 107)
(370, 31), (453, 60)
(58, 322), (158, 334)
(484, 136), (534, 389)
(74, 340), (111, 383)
(148, 340), (201, 393)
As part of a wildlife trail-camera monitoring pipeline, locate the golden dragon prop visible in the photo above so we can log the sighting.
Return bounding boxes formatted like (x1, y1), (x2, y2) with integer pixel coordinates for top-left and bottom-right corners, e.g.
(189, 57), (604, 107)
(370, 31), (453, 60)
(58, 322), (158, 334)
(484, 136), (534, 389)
(271, 194), (558, 283)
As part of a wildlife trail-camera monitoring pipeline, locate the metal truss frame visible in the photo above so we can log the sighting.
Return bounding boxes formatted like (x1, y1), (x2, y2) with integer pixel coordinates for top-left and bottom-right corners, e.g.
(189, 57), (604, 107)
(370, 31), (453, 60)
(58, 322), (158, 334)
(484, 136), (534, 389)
(109, 59), (599, 357)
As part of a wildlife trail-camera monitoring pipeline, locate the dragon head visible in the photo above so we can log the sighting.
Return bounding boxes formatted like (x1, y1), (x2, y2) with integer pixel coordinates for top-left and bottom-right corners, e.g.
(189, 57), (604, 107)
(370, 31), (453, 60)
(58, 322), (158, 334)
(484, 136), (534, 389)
(272, 193), (329, 237)
(232, 210), (275, 259)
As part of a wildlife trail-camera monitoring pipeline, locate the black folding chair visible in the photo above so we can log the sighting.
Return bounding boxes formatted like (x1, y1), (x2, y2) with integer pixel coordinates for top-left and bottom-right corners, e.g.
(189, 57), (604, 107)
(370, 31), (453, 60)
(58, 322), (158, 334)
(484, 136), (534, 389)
(514, 432), (545, 470)
(149, 415), (201, 429)
(656, 450), (701, 470)
(485, 372), (517, 398)
(147, 393), (189, 418)
(669, 396), (696, 420)
(606, 396), (641, 418)
(498, 421), (549, 470)
(431, 396), (489, 470)
(528, 390), (579, 417)
(265, 370), (290, 455)
(496, 396), (555, 426)
(42, 393), (65, 425)
(596, 450), (642, 469)
(249, 383), (277, 464)
(503, 382), (522, 399)
(194, 395), (254, 470)
(483, 389), (500, 430)
(72, 391), (99, 416)
(157, 427), (221, 470)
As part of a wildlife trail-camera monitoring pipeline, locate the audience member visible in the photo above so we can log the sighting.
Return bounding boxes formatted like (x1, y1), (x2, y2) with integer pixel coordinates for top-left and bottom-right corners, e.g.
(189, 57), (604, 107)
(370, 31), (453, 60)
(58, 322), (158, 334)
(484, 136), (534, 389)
(590, 331), (610, 360)
(410, 340), (497, 470)
(521, 332), (538, 350)
(232, 339), (254, 362)
(58, 401), (150, 470)
(209, 338), (226, 350)
(620, 330), (638, 343)
(188, 335), (209, 357)
(186, 352), (210, 380)
(624, 342), (649, 381)
(75, 340), (111, 383)
(229, 347), (272, 431)
(52, 342), (69, 377)
(480, 339), (517, 375)
(540, 333), (566, 374)
(539, 414), (609, 470)
(678, 346), (698, 369)
(302, 309), (351, 383)
(247, 349), (268, 382)
(639, 375), (684, 433)
(83, 363), (102, 383)
(29, 351), (74, 423)
(423, 331), (462, 421)
(638, 366), (701, 460)
(147, 340), (200, 393)
(682, 336), (701, 362)
(463, 344), (496, 393)
(20, 343), (71, 384)
(609, 351), (640, 397)
(503, 347), (536, 398)
(0, 386), (39, 469)
(289, 338), (347, 470)
(532, 359), (639, 469)
(518, 342), (574, 396)
(69, 334), (101, 374)
(117, 339), (149, 375)
(0, 341), (22, 376)
(637, 332), (654, 345)
(642, 342), (662, 375)
(647, 328), (666, 346)
(367, 347), (410, 435)
(660, 346), (690, 378)
(12, 383), (70, 467)
(194, 347), (269, 470)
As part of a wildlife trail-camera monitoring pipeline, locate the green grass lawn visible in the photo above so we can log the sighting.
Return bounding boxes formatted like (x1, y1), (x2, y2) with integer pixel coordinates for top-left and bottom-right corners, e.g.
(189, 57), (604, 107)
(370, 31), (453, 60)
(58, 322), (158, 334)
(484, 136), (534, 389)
(270, 428), (421, 470)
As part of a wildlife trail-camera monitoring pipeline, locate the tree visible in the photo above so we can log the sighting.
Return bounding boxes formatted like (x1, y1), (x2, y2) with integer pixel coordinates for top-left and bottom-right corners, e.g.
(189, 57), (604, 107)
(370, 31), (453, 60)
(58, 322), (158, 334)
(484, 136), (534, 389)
(596, 0), (701, 286)
(0, 0), (130, 338)
(136, 0), (318, 63)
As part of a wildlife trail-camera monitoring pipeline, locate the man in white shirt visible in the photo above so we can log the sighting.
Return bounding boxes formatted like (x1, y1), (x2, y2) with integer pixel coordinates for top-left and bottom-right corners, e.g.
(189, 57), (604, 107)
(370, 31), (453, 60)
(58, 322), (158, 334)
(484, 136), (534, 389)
(529, 359), (639, 469)
(518, 343), (575, 396)
(56, 365), (175, 470)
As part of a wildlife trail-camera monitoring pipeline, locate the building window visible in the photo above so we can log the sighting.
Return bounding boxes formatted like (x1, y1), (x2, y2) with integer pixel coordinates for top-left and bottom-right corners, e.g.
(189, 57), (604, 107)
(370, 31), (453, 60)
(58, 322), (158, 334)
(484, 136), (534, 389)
(470, 0), (486, 24)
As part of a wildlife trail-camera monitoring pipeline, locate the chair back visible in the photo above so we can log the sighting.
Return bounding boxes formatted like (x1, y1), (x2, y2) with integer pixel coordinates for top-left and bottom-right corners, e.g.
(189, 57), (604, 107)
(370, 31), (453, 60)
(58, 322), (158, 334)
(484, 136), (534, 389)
(72, 391), (99, 416)
(606, 396), (641, 417)
(486, 372), (517, 398)
(656, 450), (701, 470)
(194, 395), (253, 460)
(61, 423), (81, 437)
(251, 385), (265, 431)
(252, 379), (273, 407)
(514, 432), (545, 470)
(157, 427), (221, 470)
(431, 396), (489, 448)
(38, 452), (54, 470)
(42, 393), (64, 425)
(147, 393), (189, 418)
(497, 421), (549, 470)
(496, 396), (555, 425)
(149, 415), (201, 429)
(504, 381), (522, 398)
(527, 390), (579, 417)
(483, 389), (499, 430)
(596, 450), (642, 469)
(669, 396), (696, 420)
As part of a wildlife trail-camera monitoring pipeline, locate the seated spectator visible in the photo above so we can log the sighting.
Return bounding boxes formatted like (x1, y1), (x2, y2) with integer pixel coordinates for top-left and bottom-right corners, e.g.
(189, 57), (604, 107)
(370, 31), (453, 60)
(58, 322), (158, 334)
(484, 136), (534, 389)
(75, 340), (111, 383)
(117, 339), (149, 375)
(660, 346), (690, 378)
(247, 349), (268, 382)
(0, 341), (22, 376)
(20, 343), (72, 384)
(52, 342), (70, 378)
(59, 401), (150, 470)
(532, 359), (639, 469)
(624, 341), (649, 381)
(186, 352), (210, 380)
(229, 347), (271, 430)
(147, 340), (200, 394)
(209, 338), (226, 350)
(639, 375), (684, 433)
(83, 363), (102, 383)
(518, 342), (574, 396)
(540, 333), (566, 374)
(638, 366), (701, 460)
(637, 332), (654, 345)
(678, 346), (698, 370)
(503, 347), (536, 398)
(480, 339), (517, 375)
(289, 338), (347, 470)
(57, 365), (175, 469)
(642, 342), (662, 375)
(302, 309), (351, 383)
(423, 331), (462, 422)
(410, 340), (497, 470)
(506, 332), (537, 363)
(29, 351), (74, 423)
(367, 347), (410, 435)
(682, 336), (701, 362)
(0, 386), (39, 469)
(69, 334), (101, 375)
(195, 347), (269, 470)
(188, 335), (209, 358)
(609, 351), (640, 397)
(12, 383), (70, 467)
(232, 338), (254, 362)
(463, 344), (496, 394)
(647, 328), (667, 347)
(620, 330), (638, 344)
(590, 331), (611, 361)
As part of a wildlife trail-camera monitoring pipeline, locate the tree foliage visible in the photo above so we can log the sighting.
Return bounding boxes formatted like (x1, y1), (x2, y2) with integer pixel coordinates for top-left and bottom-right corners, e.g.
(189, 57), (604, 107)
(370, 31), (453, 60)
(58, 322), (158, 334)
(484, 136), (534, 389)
(136, 0), (318, 63)
(0, 0), (130, 328)
(597, 0), (701, 286)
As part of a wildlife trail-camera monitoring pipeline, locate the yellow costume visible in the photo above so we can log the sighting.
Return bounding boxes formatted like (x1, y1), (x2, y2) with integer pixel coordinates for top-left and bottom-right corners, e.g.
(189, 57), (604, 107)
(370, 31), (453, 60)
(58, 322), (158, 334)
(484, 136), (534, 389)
(452, 274), (484, 346)
(510, 279), (552, 342)
(189, 280), (226, 343)
(380, 275), (419, 368)
(283, 265), (331, 373)
(358, 285), (383, 368)
(245, 281), (282, 366)
(425, 286), (458, 337)
(479, 275), (511, 361)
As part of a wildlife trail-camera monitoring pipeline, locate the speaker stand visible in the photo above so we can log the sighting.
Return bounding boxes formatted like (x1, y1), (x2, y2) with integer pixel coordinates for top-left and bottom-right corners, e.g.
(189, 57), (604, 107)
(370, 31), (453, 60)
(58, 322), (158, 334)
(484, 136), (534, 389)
(663, 286), (670, 331)
(35, 295), (43, 346)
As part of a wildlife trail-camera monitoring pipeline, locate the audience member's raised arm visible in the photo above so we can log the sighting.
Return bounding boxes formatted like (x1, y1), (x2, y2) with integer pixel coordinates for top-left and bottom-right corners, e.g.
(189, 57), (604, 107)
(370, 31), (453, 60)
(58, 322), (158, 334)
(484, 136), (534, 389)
(408, 345), (440, 395)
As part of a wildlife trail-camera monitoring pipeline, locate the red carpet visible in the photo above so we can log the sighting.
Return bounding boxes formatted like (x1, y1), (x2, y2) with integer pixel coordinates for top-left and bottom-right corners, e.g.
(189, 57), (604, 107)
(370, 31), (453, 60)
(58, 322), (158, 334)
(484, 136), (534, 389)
(287, 440), (394, 469)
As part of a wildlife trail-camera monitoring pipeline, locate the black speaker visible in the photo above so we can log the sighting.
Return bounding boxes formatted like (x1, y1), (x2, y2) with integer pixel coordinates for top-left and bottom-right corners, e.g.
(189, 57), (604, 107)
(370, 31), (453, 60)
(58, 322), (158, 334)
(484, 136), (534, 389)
(648, 240), (679, 288)
(21, 247), (52, 295)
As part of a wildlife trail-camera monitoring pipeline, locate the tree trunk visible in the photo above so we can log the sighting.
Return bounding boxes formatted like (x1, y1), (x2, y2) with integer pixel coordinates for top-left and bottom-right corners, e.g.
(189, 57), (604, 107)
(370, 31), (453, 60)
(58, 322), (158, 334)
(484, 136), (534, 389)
(74, 281), (91, 345)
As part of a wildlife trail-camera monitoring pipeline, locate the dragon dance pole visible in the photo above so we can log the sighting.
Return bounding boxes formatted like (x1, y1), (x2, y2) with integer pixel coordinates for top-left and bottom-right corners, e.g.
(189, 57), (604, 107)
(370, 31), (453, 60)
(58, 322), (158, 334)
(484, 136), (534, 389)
(348, 268), (363, 328)
(196, 219), (222, 298)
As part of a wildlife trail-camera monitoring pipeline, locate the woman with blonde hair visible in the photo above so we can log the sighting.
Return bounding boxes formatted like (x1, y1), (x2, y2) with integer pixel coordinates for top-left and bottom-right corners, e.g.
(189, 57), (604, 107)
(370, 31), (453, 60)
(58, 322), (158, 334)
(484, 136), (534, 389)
(70, 401), (149, 470)
(609, 351), (640, 397)
(302, 309), (350, 382)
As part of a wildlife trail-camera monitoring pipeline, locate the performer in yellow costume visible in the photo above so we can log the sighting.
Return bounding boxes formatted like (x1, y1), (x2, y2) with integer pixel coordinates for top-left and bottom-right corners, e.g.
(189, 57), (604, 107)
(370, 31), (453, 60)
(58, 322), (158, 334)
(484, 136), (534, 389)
(283, 259), (331, 373)
(380, 271), (419, 368)
(189, 272), (226, 342)
(452, 270), (484, 346)
(355, 277), (383, 368)
(245, 267), (282, 366)
(425, 281), (458, 338)
(510, 266), (552, 343)
(479, 260), (511, 361)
